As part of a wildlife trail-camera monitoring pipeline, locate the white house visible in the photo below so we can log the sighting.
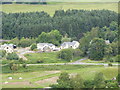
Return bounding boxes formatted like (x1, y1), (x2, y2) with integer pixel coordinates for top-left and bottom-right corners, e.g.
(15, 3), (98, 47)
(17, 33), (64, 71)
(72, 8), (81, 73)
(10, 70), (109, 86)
(0, 44), (15, 53)
(60, 41), (80, 49)
(37, 43), (56, 52)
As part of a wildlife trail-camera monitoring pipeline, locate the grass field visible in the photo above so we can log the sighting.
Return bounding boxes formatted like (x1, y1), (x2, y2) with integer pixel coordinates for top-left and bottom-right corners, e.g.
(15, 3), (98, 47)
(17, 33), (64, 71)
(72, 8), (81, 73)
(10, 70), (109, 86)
(24, 52), (81, 64)
(2, 65), (118, 88)
(2, 2), (118, 16)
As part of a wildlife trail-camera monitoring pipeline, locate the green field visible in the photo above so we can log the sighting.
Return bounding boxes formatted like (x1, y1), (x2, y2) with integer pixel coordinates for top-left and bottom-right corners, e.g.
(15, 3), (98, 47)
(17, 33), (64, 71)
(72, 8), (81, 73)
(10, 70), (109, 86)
(2, 65), (118, 88)
(24, 52), (81, 64)
(2, 2), (118, 16)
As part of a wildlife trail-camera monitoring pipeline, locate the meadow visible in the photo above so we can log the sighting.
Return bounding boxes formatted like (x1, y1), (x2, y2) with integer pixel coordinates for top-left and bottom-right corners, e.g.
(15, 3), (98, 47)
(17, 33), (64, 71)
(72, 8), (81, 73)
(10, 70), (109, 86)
(2, 65), (118, 88)
(2, 2), (118, 16)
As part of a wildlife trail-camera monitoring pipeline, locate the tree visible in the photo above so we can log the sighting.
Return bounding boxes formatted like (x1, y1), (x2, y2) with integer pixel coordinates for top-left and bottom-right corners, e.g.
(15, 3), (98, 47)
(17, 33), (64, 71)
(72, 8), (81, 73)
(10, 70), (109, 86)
(79, 27), (99, 56)
(6, 53), (19, 60)
(37, 30), (62, 46)
(110, 41), (118, 56)
(93, 72), (105, 88)
(56, 72), (71, 88)
(70, 74), (84, 88)
(9, 62), (18, 72)
(88, 38), (106, 60)
(58, 49), (74, 61)
(18, 37), (33, 48)
(30, 43), (37, 50)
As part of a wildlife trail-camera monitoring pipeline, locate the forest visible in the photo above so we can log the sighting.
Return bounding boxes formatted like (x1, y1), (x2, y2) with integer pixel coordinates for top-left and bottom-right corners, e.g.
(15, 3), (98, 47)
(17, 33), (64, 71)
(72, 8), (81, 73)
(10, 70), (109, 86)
(2, 9), (118, 40)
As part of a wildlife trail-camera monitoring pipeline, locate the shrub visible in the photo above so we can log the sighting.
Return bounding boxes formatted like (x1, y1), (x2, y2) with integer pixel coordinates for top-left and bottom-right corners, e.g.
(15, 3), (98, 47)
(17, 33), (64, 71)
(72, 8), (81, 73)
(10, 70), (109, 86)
(114, 55), (120, 62)
(23, 64), (27, 68)
(0, 50), (6, 58)
(84, 80), (94, 88)
(58, 49), (74, 61)
(73, 49), (83, 57)
(6, 53), (19, 60)
(108, 63), (113, 67)
(18, 38), (33, 48)
(19, 58), (24, 63)
(36, 60), (44, 63)
(30, 43), (37, 50)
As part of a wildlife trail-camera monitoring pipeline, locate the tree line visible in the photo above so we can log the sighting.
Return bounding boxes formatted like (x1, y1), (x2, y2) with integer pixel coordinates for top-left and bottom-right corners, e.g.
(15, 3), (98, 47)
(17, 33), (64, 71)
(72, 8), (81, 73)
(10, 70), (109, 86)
(50, 72), (119, 88)
(2, 9), (118, 40)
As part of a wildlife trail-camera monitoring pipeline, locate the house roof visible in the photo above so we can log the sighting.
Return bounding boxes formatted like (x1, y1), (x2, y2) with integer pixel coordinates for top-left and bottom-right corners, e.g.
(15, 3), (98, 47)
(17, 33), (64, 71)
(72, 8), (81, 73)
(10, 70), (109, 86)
(61, 41), (79, 47)
(37, 43), (55, 47)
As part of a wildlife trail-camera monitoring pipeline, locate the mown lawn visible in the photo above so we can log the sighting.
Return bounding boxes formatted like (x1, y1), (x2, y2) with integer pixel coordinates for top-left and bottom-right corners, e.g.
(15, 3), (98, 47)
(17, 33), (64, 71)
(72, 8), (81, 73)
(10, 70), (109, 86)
(2, 2), (118, 16)
(2, 65), (118, 88)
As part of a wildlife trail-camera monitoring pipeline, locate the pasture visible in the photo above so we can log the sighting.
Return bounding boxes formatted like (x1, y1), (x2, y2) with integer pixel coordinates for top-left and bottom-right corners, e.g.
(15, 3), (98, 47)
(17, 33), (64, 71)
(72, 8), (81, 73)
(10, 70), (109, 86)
(2, 2), (118, 16)
(2, 65), (118, 88)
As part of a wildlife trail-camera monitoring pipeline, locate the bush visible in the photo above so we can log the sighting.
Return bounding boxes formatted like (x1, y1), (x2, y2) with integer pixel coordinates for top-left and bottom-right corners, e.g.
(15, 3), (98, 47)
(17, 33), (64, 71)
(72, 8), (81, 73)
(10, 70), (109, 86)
(0, 50), (6, 58)
(58, 49), (74, 61)
(18, 38), (33, 48)
(73, 49), (83, 57)
(19, 58), (25, 63)
(6, 53), (19, 60)
(84, 80), (94, 88)
(22, 64), (27, 68)
(114, 55), (120, 62)
(106, 80), (119, 88)
(36, 60), (44, 63)
(108, 63), (113, 67)
(30, 43), (37, 50)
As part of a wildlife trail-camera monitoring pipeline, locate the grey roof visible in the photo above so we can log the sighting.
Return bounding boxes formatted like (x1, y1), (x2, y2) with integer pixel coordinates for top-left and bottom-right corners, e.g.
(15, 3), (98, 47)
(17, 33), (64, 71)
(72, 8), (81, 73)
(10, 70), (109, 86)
(37, 43), (55, 46)
(61, 41), (78, 47)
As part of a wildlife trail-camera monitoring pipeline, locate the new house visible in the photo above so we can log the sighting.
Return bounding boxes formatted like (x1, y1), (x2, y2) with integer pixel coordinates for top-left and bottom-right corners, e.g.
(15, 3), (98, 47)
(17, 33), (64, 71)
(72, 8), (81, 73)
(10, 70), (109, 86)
(60, 41), (80, 49)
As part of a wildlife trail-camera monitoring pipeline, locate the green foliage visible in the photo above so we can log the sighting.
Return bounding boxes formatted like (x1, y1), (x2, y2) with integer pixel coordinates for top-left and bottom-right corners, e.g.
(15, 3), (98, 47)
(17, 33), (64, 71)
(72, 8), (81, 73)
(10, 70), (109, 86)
(70, 74), (84, 88)
(36, 60), (44, 63)
(105, 80), (119, 88)
(9, 61), (19, 72)
(108, 63), (113, 67)
(30, 43), (37, 50)
(37, 30), (62, 46)
(110, 41), (118, 56)
(84, 80), (94, 88)
(116, 73), (120, 84)
(58, 49), (74, 61)
(6, 53), (19, 60)
(79, 27), (99, 56)
(19, 58), (25, 63)
(18, 37), (33, 48)
(88, 38), (106, 60)
(9, 37), (19, 45)
(57, 72), (71, 88)
(2, 10), (117, 40)
(114, 55), (120, 62)
(61, 34), (71, 43)
(0, 50), (6, 58)
(73, 49), (83, 57)
(22, 64), (27, 68)
(93, 72), (106, 88)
